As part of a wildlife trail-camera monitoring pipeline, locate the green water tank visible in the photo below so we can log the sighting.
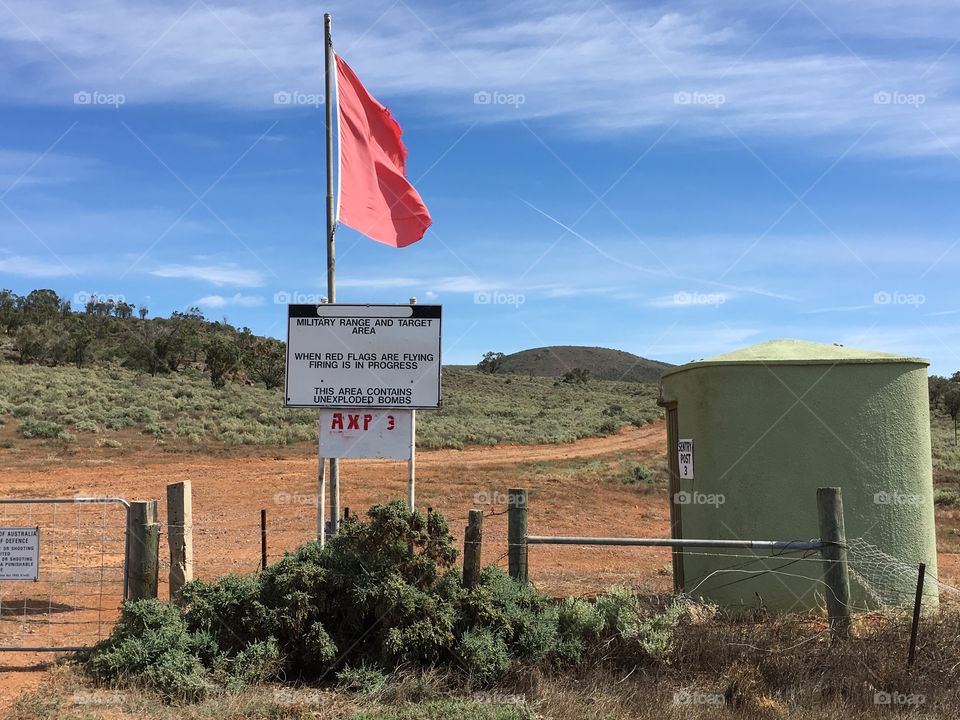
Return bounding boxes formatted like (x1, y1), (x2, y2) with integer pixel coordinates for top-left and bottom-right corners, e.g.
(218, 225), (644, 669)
(658, 339), (938, 611)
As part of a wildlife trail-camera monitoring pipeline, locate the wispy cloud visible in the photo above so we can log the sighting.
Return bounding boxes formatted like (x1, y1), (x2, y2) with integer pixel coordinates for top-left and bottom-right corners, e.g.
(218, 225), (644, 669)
(0, 254), (75, 277)
(1, 1), (958, 155)
(195, 293), (264, 308)
(150, 263), (264, 286)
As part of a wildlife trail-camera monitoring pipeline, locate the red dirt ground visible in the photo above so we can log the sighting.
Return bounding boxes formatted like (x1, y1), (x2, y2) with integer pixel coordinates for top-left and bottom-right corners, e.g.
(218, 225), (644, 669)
(1, 420), (957, 710)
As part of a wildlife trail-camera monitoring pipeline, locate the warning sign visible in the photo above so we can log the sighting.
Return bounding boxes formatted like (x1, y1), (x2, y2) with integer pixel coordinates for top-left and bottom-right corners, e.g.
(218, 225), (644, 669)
(678, 439), (694, 480)
(285, 304), (442, 409)
(319, 409), (412, 460)
(0, 527), (39, 581)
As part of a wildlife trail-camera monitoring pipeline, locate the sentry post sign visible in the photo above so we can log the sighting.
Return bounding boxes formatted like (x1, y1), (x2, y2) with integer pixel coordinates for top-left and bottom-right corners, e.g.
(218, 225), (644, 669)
(0, 527), (40, 581)
(285, 304), (441, 409)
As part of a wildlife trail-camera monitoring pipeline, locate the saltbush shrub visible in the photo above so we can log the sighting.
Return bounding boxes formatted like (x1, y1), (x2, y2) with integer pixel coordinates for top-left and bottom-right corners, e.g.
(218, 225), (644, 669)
(84, 502), (692, 702)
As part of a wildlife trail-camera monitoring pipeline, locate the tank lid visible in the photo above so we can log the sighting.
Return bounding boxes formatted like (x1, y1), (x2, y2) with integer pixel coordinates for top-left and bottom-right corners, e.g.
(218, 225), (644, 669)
(662, 338), (928, 378)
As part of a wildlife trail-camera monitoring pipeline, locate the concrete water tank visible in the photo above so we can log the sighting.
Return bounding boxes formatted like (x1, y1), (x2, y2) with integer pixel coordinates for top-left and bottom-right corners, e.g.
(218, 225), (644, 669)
(658, 339), (938, 611)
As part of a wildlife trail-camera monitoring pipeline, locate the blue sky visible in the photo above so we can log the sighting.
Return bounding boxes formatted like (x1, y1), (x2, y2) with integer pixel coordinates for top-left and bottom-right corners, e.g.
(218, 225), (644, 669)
(2, 0), (960, 372)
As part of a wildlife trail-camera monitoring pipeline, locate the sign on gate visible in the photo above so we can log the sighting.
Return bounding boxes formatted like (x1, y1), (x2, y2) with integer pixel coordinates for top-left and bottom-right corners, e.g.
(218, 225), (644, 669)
(318, 409), (412, 459)
(0, 527), (39, 581)
(284, 304), (442, 409)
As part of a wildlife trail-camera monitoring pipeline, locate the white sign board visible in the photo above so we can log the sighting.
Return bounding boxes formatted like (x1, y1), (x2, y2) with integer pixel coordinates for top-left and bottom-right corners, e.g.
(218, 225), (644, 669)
(0, 527), (39, 581)
(319, 409), (412, 459)
(285, 304), (441, 409)
(678, 439), (694, 480)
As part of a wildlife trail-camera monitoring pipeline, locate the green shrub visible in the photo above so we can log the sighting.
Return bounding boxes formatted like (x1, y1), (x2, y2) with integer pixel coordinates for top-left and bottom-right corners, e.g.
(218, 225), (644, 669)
(74, 419), (100, 434)
(18, 418), (68, 439)
(934, 487), (960, 507)
(458, 628), (511, 684)
(554, 597), (604, 663)
(85, 599), (212, 702)
(623, 463), (654, 484)
(337, 664), (390, 696)
(11, 404), (34, 418)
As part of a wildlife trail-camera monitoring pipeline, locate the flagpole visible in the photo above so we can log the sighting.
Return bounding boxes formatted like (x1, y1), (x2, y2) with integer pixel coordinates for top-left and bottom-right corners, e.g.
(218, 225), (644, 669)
(324, 11), (340, 538)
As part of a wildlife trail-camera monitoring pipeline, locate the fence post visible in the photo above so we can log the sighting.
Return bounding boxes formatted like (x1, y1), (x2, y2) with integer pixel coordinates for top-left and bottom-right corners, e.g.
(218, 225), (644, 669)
(816, 487), (851, 638)
(507, 488), (528, 583)
(907, 563), (926, 666)
(166, 481), (193, 604)
(463, 509), (483, 590)
(261, 509), (268, 571)
(126, 500), (159, 601)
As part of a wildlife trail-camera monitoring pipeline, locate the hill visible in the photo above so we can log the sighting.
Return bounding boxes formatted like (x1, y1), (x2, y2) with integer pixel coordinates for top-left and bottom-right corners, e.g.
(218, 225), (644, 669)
(494, 346), (673, 383)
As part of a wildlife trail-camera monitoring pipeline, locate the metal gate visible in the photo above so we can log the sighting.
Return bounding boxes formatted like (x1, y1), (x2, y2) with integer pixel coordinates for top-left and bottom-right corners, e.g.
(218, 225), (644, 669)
(0, 497), (130, 652)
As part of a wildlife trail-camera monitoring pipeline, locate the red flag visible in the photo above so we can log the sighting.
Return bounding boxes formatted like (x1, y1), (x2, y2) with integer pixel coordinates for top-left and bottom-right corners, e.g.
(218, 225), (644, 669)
(335, 54), (432, 248)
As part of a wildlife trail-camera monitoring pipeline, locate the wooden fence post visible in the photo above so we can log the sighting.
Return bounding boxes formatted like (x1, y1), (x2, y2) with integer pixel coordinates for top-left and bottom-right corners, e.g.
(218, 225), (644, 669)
(816, 487), (851, 638)
(166, 481), (193, 604)
(126, 500), (159, 601)
(463, 509), (483, 590)
(507, 489), (528, 583)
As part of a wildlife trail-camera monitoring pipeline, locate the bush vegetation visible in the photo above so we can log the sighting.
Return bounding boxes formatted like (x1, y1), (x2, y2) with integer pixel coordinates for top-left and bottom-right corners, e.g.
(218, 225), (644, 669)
(70, 501), (960, 719)
(0, 363), (661, 450)
(82, 502), (696, 702)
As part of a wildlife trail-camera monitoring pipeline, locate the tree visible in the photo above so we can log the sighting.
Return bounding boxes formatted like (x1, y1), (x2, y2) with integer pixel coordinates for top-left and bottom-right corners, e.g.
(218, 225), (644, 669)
(13, 324), (48, 364)
(477, 351), (505, 374)
(561, 367), (590, 384)
(945, 388), (960, 446)
(247, 338), (285, 389)
(205, 335), (240, 388)
(65, 316), (95, 368)
(0, 289), (20, 334)
(929, 375), (951, 409)
(138, 305), (149, 320)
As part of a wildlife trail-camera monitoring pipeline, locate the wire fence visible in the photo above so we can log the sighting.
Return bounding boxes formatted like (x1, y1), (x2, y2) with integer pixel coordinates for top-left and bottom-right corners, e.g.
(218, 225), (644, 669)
(0, 499), (128, 651)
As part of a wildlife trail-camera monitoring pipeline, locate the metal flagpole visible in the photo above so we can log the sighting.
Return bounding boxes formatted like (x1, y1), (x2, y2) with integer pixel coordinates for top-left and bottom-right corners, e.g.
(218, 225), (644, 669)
(408, 296), (417, 511)
(324, 12), (340, 538)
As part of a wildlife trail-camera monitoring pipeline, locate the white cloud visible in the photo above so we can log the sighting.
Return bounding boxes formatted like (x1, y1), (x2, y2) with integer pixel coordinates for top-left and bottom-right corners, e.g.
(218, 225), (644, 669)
(2, 1), (960, 155)
(0, 253), (75, 277)
(337, 277), (420, 288)
(195, 293), (264, 308)
(150, 263), (264, 286)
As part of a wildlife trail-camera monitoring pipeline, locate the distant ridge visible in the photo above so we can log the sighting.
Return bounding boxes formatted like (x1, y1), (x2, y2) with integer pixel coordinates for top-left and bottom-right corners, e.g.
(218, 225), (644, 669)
(494, 345), (673, 383)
